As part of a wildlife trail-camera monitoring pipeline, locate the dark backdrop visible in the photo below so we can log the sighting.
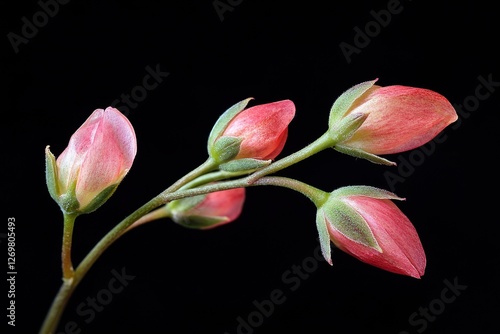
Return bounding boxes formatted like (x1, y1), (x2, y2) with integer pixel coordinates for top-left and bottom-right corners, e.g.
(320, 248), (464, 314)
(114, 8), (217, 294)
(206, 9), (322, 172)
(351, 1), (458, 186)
(3, 1), (499, 333)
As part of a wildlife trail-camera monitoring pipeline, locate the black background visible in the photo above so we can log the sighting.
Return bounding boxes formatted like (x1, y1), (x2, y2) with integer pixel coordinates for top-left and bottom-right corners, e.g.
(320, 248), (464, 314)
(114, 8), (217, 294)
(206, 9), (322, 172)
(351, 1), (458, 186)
(2, 0), (499, 333)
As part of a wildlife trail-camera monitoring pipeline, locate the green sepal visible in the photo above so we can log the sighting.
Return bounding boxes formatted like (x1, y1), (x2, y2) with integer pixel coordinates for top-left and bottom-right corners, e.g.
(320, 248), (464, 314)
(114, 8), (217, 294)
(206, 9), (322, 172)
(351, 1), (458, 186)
(315, 209), (333, 265)
(175, 215), (229, 230)
(78, 183), (120, 214)
(167, 194), (230, 229)
(328, 112), (368, 144)
(207, 97), (253, 149)
(323, 198), (382, 252)
(334, 144), (396, 166)
(328, 79), (378, 128)
(45, 145), (60, 203)
(59, 180), (80, 214)
(166, 194), (206, 213)
(210, 136), (242, 163)
(219, 158), (271, 173)
(331, 185), (404, 201)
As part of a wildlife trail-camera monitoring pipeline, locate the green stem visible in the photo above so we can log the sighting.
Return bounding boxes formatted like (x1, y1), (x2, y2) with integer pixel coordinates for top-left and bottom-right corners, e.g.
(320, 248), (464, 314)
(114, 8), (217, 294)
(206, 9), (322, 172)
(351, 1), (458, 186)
(43, 213), (78, 334)
(40, 133), (334, 333)
(126, 170), (245, 231)
(164, 157), (218, 193)
(41, 175), (238, 334)
(125, 204), (171, 231)
(40, 158), (217, 334)
(39, 281), (74, 334)
(253, 176), (328, 205)
(40, 196), (164, 334)
(61, 213), (77, 281)
(246, 132), (333, 184)
(180, 169), (249, 189)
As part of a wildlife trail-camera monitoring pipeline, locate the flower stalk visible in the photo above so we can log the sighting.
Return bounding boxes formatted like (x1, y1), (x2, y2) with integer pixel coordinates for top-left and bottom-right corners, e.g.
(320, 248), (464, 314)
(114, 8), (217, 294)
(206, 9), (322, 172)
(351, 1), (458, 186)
(41, 79), (459, 334)
(38, 175), (242, 333)
(61, 213), (77, 281)
(247, 132), (334, 184)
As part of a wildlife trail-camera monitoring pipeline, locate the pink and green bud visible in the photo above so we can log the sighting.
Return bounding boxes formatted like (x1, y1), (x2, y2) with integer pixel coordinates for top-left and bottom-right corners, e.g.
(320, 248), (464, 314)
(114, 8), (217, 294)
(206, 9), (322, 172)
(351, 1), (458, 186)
(328, 79), (458, 165)
(208, 98), (295, 169)
(315, 186), (426, 279)
(166, 188), (246, 229)
(45, 107), (137, 214)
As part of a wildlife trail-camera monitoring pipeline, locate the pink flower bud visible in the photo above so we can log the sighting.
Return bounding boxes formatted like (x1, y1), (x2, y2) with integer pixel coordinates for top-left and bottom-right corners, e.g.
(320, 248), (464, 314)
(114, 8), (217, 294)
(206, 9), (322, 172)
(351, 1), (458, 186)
(333, 79), (458, 156)
(318, 186), (426, 278)
(216, 100), (295, 161)
(167, 188), (246, 229)
(48, 107), (137, 213)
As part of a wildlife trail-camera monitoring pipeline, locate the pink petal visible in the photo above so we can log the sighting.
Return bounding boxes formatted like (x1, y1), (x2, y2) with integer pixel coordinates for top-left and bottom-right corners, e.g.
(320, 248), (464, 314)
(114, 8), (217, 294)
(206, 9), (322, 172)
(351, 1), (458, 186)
(223, 100), (295, 159)
(344, 86), (457, 155)
(345, 196), (426, 278)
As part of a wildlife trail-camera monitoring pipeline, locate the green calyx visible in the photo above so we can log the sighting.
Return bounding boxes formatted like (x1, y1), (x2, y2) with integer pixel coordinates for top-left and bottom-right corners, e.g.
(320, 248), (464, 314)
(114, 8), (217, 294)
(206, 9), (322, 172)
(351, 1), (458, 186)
(315, 185), (404, 263)
(323, 198), (381, 252)
(328, 79), (377, 128)
(328, 112), (368, 144)
(78, 183), (120, 214)
(207, 97), (253, 151)
(166, 194), (229, 229)
(45, 145), (80, 215)
(174, 215), (229, 230)
(45, 145), (121, 215)
(58, 182), (120, 215)
(166, 194), (206, 213)
(315, 209), (333, 265)
(58, 181), (80, 215)
(330, 185), (404, 200)
(333, 145), (396, 166)
(210, 136), (242, 163)
(45, 146), (60, 203)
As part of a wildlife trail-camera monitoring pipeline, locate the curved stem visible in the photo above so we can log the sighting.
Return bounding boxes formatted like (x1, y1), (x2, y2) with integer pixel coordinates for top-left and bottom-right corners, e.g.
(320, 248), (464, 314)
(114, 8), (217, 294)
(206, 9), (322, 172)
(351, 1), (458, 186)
(253, 176), (328, 205)
(39, 196), (164, 334)
(125, 170), (244, 231)
(41, 174), (237, 334)
(40, 133), (334, 333)
(246, 132), (333, 184)
(40, 158), (217, 334)
(39, 281), (75, 334)
(165, 157), (218, 193)
(61, 213), (77, 281)
(44, 213), (78, 334)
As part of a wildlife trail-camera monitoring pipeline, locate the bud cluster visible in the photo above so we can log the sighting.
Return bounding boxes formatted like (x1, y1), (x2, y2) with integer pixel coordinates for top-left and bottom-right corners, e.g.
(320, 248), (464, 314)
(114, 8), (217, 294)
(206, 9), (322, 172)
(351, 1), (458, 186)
(45, 78), (457, 284)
